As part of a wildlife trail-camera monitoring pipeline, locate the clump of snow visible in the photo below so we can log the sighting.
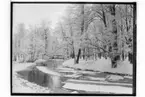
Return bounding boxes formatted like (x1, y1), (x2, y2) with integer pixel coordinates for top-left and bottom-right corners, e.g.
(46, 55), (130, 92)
(106, 75), (124, 81)
(71, 91), (78, 93)
(77, 70), (96, 75)
(62, 58), (133, 75)
(87, 76), (106, 81)
(63, 74), (82, 79)
(124, 76), (132, 79)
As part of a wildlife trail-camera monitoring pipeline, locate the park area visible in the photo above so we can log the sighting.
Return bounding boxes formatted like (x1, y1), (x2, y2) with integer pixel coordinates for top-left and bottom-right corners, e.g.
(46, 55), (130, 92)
(12, 58), (133, 94)
(12, 3), (135, 94)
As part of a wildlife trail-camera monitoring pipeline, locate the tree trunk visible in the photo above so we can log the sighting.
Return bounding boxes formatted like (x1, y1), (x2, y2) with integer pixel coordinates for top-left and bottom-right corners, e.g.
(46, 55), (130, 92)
(71, 49), (75, 58)
(76, 49), (81, 64)
(44, 29), (48, 56)
(101, 4), (107, 28)
(125, 5), (129, 32)
(110, 4), (119, 68)
(75, 4), (85, 64)
(82, 48), (85, 59)
(71, 41), (75, 59)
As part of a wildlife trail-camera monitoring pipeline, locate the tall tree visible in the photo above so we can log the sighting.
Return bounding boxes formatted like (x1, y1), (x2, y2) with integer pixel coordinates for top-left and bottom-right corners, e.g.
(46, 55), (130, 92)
(13, 23), (26, 62)
(75, 4), (85, 64)
(108, 4), (119, 68)
(39, 21), (51, 58)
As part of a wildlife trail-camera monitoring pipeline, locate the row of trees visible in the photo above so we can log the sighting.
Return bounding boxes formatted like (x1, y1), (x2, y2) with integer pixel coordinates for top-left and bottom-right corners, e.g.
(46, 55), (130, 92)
(13, 21), (60, 62)
(54, 4), (135, 67)
(13, 4), (136, 68)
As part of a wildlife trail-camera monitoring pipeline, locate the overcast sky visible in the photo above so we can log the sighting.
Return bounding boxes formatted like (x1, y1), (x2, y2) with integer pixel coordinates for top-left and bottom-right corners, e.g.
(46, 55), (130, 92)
(13, 4), (69, 31)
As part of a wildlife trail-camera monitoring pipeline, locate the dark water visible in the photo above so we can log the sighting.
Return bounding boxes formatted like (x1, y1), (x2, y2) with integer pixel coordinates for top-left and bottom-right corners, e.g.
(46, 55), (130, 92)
(17, 59), (64, 89)
(17, 66), (53, 87)
(15, 59), (133, 93)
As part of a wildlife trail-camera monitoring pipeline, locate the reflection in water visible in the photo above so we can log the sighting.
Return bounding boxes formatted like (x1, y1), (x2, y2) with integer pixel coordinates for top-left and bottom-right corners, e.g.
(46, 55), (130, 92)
(17, 66), (62, 90)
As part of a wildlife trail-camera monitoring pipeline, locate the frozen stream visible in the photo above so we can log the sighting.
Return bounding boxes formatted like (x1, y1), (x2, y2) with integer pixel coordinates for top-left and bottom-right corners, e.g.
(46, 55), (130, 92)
(12, 62), (133, 94)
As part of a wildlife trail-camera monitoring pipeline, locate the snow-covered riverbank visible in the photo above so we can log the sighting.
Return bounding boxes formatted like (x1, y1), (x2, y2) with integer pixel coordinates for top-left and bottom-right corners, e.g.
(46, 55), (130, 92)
(63, 58), (133, 75)
(12, 60), (133, 94)
(12, 72), (50, 93)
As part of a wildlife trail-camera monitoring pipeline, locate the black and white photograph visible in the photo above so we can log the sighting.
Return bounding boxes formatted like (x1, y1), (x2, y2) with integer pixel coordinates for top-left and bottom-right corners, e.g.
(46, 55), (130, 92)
(11, 2), (136, 95)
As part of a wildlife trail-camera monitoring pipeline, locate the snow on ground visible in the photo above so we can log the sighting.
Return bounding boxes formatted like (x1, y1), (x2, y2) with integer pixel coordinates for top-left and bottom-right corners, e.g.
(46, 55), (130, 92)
(36, 66), (61, 76)
(35, 59), (46, 63)
(63, 58), (133, 75)
(71, 91), (78, 93)
(65, 79), (132, 87)
(77, 70), (97, 75)
(63, 82), (132, 94)
(110, 59), (133, 75)
(13, 62), (35, 72)
(12, 61), (132, 94)
(106, 75), (124, 81)
(124, 76), (133, 79)
(12, 72), (50, 93)
(12, 63), (51, 93)
(57, 67), (77, 73)
(87, 76), (106, 81)
(63, 74), (82, 78)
